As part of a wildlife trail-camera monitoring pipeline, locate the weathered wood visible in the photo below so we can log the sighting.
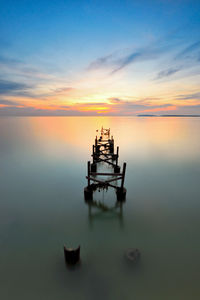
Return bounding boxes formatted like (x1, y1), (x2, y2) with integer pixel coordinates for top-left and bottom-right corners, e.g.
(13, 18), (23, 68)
(87, 161), (90, 186)
(97, 157), (116, 167)
(90, 172), (122, 176)
(121, 162), (126, 188)
(86, 176), (119, 189)
(116, 146), (119, 165)
(92, 145), (95, 163)
(86, 176), (106, 185)
(92, 151), (116, 157)
(116, 187), (126, 201)
(84, 186), (93, 200)
(97, 152), (116, 159)
(91, 163), (97, 172)
(114, 165), (120, 173)
(64, 245), (80, 265)
(85, 128), (126, 200)
(87, 175), (122, 183)
(97, 139), (111, 142)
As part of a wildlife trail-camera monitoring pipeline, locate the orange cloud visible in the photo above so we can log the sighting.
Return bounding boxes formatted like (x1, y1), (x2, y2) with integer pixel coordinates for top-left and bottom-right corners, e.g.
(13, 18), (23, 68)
(136, 105), (177, 113)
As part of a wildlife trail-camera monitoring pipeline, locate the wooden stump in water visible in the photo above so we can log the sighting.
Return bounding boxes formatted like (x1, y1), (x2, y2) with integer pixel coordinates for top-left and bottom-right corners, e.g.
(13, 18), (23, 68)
(64, 245), (80, 265)
(84, 186), (93, 201)
(116, 187), (126, 201)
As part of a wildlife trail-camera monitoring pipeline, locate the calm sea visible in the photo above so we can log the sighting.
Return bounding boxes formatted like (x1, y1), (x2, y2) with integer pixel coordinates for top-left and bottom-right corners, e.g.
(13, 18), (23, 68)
(0, 116), (200, 300)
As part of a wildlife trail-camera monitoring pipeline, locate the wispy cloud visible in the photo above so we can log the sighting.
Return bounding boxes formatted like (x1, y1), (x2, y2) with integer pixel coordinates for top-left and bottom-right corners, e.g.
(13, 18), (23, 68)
(88, 33), (200, 82)
(155, 67), (181, 80)
(51, 87), (74, 94)
(0, 79), (30, 95)
(175, 92), (200, 100)
(87, 32), (180, 75)
(154, 39), (200, 80)
(108, 97), (124, 103)
(0, 99), (20, 106)
(176, 40), (200, 59)
(88, 47), (164, 74)
(87, 53), (116, 70)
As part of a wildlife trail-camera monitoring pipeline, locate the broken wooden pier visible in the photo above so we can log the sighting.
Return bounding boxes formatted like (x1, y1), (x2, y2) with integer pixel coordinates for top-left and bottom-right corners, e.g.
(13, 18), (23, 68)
(84, 127), (127, 201)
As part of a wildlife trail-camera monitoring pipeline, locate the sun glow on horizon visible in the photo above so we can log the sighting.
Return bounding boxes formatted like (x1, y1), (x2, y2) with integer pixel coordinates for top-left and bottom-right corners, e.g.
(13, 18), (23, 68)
(1, 0), (200, 116)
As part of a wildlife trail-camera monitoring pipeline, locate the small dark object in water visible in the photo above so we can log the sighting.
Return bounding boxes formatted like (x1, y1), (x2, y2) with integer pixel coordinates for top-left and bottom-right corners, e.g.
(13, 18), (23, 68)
(84, 186), (93, 201)
(125, 248), (140, 263)
(116, 187), (126, 201)
(64, 245), (80, 265)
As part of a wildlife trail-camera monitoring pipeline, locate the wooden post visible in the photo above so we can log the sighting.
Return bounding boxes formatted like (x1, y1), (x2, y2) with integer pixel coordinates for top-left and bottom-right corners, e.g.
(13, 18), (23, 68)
(116, 146), (119, 165)
(121, 162), (126, 188)
(87, 161), (90, 187)
(110, 139), (114, 154)
(92, 145), (95, 163)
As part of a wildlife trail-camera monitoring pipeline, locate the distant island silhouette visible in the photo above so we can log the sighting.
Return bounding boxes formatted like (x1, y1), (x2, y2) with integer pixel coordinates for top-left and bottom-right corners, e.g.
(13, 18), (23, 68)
(137, 114), (200, 117)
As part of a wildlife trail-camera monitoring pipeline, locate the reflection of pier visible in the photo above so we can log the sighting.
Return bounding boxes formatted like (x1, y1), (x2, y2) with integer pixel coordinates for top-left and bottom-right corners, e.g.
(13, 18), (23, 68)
(86, 199), (124, 228)
(84, 127), (127, 201)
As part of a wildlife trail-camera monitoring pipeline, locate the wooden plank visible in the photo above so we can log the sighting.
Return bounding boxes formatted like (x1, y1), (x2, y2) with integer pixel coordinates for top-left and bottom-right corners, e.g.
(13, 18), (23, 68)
(97, 139), (111, 142)
(97, 157), (115, 166)
(99, 152), (116, 157)
(92, 152), (116, 157)
(86, 176), (118, 189)
(86, 176), (105, 184)
(90, 172), (122, 176)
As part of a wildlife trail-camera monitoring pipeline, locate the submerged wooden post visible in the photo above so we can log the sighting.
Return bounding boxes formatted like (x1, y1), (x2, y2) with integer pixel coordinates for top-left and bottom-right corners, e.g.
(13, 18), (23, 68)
(92, 145), (95, 163)
(121, 162), (126, 189)
(116, 162), (127, 201)
(116, 146), (119, 165)
(87, 161), (90, 187)
(91, 144), (97, 170)
(110, 139), (114, 154)
(84, 161), (93, 201)
(114, 149), (120, 173)
(64, 245), (80, 265)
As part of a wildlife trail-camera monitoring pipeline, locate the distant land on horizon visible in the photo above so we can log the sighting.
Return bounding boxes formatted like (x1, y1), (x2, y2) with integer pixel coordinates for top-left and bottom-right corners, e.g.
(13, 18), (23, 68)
(137, 114), (200, 117)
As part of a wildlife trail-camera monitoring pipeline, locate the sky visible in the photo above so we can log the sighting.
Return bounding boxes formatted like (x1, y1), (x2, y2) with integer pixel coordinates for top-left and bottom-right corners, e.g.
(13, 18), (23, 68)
(0, 0), (200, 116)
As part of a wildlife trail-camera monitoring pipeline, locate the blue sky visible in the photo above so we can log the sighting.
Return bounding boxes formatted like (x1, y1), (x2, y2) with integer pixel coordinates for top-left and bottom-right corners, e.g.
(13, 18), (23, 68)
(0, 0), (200, 115)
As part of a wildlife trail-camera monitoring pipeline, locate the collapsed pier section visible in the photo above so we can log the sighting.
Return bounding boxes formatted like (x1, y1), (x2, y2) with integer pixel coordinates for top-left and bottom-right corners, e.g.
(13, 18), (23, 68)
(84, 127), (127, 202)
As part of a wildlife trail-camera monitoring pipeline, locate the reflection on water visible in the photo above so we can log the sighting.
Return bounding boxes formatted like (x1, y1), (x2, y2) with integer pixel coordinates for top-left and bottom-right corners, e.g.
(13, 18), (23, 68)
(0, 116), (200, 300)
(86, 198), (124, 229)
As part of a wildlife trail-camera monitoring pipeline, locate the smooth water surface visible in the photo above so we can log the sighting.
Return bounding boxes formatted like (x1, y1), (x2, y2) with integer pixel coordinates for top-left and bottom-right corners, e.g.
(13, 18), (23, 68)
(0, 116), (200, 300)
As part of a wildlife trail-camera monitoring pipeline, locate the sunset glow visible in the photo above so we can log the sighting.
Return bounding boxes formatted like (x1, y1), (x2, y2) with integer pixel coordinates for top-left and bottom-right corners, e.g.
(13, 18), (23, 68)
(0, 0), (200, 116)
